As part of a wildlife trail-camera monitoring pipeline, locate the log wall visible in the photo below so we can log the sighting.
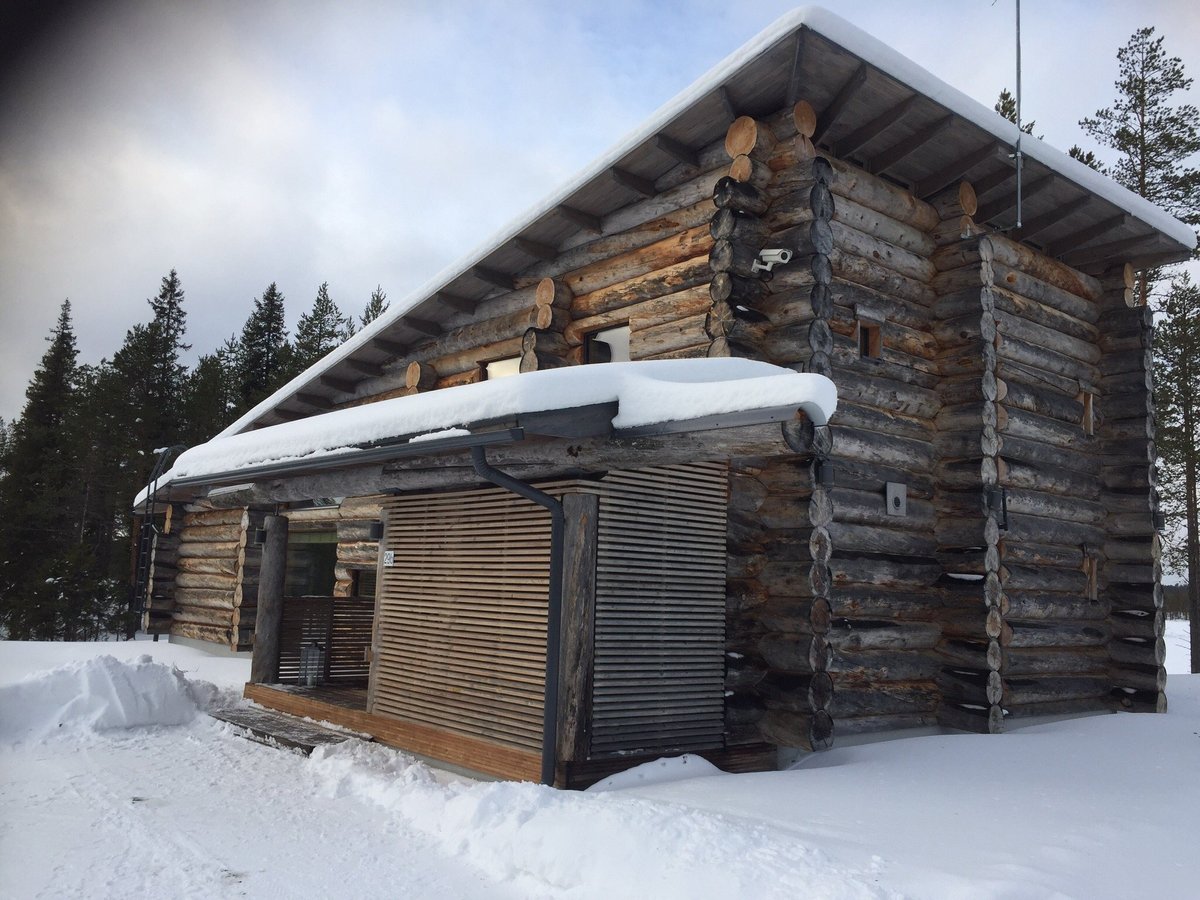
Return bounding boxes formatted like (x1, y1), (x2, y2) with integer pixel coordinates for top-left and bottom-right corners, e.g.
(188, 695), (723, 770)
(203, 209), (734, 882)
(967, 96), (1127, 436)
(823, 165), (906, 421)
(171, 505), (264, 651)
(1098, 301), (1166, 711)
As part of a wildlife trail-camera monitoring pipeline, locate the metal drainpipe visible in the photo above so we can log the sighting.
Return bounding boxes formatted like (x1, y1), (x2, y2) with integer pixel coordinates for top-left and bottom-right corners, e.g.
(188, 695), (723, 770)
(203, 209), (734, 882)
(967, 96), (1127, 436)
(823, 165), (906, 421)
(470, 446), (564, 787)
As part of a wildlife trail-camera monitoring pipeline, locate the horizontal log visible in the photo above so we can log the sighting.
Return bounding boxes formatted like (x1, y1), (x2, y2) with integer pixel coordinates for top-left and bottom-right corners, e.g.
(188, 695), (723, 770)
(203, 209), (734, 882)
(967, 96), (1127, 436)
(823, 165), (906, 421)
(179, 522), (244, 544)
(830, 425), (934, 472)
(1002, 588), (1103, 620)
(1002, 620), (1109, 649)
(629, 312), (710, 358)
(829, 648), (941, 683)
(565, 224), (712, 298)
(995, 332), (1100, 385)
(176, 540), (244, 560)
(712, 176), (769, 215)
(1003, 646), (1108, 676)
(547, 188), (719, 276)
(757, 634), (830, 675)
(1110, 662), (1167, 693)
(182, 508), (247, 528)
(768, 248), (935, 306)
(998, 540), (1085, 570)
(989, 262), (1099, 324)
(169, 622), (234, 648)
(828, 619), (941, 651)
(938, 702), (1003, 734)
(1003, 674), (1111, 707)
(565, 284), (711, 345)
(828, 523), (938, 558)
(782, 154), (939, 231)
(758, 709), (834, 751)
(758, 672), (834, 713)
(985, 233), (1103, 302)
(1109, 635), (1166, 666)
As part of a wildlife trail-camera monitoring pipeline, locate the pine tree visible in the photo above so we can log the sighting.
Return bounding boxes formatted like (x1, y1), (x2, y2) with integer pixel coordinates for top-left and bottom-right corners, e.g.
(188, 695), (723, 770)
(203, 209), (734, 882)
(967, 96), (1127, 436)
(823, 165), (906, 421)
(360, 285), (389, 328)
(236, 282), (291, 410)
(1155, 274), (1200, 671)
(1080, 26), (1200, 303)
(994, 87), (1038, 136)
(291, 282), (354, 374)
(1067, 145), (1103, 170)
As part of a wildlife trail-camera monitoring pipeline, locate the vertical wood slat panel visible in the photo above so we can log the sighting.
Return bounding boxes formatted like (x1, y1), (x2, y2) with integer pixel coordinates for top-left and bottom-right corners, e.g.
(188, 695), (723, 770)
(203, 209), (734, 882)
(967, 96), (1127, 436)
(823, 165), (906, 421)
(591, 462), (729, 756)
(277, 596), (374, 683)
(373, 487), (551, 752)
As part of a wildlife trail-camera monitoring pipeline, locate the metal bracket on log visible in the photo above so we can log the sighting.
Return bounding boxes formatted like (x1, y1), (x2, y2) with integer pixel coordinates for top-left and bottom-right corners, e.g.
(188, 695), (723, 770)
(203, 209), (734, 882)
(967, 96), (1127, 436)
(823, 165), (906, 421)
(984, 485), (1009, 529)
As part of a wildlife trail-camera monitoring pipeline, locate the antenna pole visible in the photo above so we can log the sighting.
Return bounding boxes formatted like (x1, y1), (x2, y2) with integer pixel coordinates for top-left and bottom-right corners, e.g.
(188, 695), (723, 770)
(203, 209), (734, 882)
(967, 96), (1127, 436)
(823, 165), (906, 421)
(1014, 0), (1023, 228)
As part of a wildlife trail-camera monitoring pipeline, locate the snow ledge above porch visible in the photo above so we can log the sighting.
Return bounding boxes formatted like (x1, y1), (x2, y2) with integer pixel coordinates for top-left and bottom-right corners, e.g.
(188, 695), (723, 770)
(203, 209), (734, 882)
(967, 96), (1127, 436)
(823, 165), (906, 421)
(137, 359), (837, 503)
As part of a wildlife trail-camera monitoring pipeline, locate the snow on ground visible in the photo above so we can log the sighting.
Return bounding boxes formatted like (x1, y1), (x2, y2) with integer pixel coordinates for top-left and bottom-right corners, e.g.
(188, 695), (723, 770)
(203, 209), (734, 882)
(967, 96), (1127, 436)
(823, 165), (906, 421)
(1165, 618), (1190, 674)
(2, 635), (1199, 899)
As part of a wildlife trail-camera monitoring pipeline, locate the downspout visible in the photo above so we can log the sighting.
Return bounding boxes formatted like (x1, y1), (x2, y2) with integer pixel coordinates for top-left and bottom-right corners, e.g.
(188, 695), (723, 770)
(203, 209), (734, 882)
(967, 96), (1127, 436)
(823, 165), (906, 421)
(470, 445), (564, 787)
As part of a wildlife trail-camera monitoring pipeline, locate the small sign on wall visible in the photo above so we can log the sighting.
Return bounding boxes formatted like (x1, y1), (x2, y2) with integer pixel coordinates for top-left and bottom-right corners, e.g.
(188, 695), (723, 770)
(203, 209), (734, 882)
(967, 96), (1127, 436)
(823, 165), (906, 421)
(383, 550), (395, 567)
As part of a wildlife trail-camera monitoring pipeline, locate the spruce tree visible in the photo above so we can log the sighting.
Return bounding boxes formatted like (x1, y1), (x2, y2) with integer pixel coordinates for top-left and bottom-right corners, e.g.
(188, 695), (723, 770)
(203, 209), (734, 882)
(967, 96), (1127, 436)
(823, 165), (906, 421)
(360, 285), (389, 328)
(236, 282), (291, 410)
(0, 301), (83, 639)
(291, 282), (354, 374)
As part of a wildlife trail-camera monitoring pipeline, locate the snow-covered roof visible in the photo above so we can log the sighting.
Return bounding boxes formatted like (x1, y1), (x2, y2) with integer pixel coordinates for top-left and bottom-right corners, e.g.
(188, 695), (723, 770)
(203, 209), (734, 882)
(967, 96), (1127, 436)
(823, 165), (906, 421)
(141, 360), (835, 501)
(223, 5), (1196, 437)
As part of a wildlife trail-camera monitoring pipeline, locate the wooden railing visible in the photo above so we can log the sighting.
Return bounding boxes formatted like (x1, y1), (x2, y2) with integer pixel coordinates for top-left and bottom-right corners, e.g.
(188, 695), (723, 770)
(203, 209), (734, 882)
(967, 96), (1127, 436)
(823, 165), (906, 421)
(277, 596), (374, 684)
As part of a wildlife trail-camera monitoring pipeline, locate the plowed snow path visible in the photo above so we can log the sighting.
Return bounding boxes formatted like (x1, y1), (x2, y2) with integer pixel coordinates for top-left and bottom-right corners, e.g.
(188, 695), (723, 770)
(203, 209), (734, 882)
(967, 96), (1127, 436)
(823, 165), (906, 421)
(0, 720), (512, 899)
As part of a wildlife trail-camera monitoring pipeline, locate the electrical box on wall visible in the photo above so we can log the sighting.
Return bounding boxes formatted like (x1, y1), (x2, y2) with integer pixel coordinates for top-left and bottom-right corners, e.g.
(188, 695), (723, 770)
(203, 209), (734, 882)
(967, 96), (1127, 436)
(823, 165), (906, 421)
(886, 482), (907, 517)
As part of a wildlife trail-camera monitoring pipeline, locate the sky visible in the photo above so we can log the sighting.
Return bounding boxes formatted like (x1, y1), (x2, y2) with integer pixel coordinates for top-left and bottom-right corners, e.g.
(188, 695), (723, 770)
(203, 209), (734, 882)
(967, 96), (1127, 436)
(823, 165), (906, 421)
(1, 0), (1199, 424)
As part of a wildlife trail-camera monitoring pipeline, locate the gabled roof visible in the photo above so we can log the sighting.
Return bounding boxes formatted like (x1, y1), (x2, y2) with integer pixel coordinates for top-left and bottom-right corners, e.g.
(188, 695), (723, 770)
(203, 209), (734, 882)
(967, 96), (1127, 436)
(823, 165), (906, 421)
(222, 5), (1196, 437)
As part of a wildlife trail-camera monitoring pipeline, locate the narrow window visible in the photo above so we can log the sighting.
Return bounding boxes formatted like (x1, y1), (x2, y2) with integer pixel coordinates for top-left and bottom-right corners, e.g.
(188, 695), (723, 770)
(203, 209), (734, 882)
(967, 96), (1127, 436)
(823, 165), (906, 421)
(1082, 552), (1099, 602)
(858, 321), (882, 359)
(586, 324), (631, 363)
(484, 356), (521, 380)
(1081, 391), (1095, 436)
(350, 568), (378, 600)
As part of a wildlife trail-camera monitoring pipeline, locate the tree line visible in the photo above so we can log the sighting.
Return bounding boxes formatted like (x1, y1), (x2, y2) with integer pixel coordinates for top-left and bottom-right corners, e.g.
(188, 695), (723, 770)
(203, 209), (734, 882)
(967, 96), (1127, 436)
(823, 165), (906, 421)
(0, 277), (387, 640)
(1, 25), (1198, 646)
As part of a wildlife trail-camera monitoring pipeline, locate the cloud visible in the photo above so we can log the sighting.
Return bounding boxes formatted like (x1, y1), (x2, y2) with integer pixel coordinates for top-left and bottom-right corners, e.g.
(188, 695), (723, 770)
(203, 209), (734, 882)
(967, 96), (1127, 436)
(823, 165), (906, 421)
(0, 0), (1198, 424)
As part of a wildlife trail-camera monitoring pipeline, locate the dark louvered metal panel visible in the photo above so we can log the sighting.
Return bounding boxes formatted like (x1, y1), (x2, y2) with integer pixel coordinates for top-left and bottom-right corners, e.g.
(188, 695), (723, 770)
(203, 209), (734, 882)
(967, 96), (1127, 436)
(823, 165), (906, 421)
(372, 487), (550, 752)
(591, 462), (729, 756)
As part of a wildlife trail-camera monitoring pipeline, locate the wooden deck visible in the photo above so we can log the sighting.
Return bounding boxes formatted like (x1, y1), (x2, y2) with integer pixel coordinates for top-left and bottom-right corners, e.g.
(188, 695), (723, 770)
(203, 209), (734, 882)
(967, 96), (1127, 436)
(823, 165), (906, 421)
(243, 682), (542, 782)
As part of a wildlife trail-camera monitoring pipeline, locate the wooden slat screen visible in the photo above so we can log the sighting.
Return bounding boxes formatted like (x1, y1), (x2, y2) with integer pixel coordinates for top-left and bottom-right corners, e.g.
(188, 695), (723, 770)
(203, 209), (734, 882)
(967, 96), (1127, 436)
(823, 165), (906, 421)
(591, 462), (729, 756)
(373, 487), (551, 752)
(277, 596), (374, 683)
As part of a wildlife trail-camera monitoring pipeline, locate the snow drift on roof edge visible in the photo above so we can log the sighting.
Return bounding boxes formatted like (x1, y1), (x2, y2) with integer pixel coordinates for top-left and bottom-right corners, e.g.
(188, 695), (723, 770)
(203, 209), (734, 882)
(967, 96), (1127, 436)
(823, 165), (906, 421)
(216, 5), (1196, 441)
(139, 360), (835, 500)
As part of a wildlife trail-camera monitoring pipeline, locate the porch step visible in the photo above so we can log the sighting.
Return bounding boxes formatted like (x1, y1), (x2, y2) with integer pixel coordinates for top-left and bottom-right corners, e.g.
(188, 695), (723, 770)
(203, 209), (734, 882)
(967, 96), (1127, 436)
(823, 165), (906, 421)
(209, 704), (373, 755)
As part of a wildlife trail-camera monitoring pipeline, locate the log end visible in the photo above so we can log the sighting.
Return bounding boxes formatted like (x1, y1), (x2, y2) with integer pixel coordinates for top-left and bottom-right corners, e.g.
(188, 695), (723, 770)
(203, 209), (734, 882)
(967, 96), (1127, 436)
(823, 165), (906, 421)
(792, 100), (816, 139)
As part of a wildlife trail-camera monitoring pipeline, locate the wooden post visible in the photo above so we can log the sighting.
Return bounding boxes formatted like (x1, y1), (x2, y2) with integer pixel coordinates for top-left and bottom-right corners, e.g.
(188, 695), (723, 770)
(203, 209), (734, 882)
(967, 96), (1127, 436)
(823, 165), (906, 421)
(556, 492), (599, 786)
(250, 514), (288, 684)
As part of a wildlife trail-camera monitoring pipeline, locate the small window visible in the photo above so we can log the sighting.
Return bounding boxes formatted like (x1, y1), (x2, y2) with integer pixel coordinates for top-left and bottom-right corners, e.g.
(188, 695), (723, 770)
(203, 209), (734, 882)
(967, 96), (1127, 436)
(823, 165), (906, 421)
(350, 568), (378, 600)
(1081, 391), (1095, 436)
(858, 321), (882, 359)
(586, 324), (631, 364)
(285, 530), (338, 597)
(485, 356), (521, 380)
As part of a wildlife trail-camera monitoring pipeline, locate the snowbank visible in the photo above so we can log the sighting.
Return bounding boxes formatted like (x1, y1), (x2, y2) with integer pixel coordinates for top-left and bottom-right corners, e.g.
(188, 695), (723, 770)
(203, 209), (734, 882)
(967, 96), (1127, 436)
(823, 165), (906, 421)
(586, 753), (724, 792)
(0, 654), (210, 744)
(308, 741), (889, 899)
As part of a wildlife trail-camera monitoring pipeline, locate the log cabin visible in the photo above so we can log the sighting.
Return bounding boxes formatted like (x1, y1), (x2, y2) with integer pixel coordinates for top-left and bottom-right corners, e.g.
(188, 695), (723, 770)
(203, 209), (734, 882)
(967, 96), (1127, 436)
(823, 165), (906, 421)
(135, 8), (1195, 787)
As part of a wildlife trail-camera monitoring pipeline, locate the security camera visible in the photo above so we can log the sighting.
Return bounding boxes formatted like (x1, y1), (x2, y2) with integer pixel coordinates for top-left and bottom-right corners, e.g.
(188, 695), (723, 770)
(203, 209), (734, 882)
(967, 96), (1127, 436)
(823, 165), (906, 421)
(751, 248), (793, 273)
